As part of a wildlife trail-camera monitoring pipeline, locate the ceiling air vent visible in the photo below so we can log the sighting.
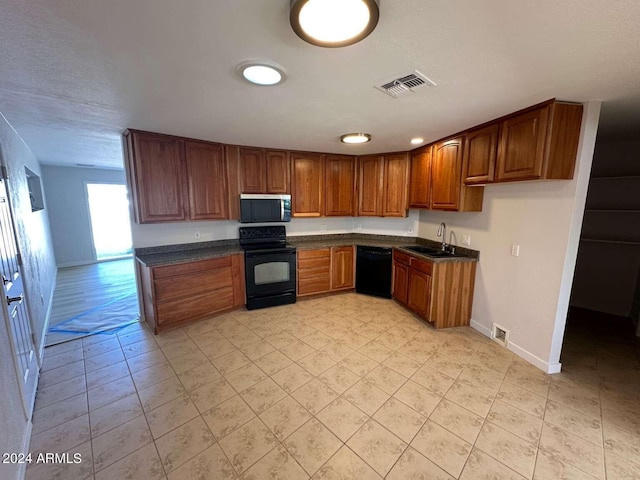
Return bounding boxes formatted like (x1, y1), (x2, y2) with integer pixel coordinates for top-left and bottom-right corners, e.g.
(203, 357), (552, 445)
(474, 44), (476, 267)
(375, 70), (436, 98)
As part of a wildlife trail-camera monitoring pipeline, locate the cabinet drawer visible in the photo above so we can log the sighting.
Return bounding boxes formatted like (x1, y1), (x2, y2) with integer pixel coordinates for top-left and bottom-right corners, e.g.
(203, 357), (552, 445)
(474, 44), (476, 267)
(154, 266), (233, 302)
(298, 249), (331, 260)
(298, 275), (331, 296)
(393, 250), (411, 266)
(156, 286), (234, 326)
(153, 256), (232, 279)
(410, 257), (433, 275)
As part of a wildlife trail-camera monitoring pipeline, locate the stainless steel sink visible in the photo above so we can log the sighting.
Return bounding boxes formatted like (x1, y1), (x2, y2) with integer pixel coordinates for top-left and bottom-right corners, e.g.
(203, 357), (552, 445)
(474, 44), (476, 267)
(403, 245), (465, 258)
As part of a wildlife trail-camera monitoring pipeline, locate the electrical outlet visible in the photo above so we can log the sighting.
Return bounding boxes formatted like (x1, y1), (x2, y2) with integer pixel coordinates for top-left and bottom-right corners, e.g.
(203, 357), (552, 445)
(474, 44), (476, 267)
(194, 231), (201, 240)
(408, 227), (414, 234)
(462, 234), (471, 246)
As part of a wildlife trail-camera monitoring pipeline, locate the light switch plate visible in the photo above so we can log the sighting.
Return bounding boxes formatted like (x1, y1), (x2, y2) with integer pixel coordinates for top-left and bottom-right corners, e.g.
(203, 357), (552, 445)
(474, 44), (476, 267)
(511, 245), (520, 256)
(462, 235), (471, 246)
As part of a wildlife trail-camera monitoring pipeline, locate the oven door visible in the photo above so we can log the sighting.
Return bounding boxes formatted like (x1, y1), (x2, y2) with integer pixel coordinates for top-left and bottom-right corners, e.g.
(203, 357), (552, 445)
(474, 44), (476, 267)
(244, 250), (296, 298)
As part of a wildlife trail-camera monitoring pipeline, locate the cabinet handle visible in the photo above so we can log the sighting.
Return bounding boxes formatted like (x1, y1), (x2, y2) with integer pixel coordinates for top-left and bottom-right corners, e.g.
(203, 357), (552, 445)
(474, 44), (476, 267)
(6, 294), (23, 305)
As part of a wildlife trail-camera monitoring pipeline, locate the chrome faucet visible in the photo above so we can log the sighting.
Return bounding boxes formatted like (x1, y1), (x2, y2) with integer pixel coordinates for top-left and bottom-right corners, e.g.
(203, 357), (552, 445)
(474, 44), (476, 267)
(437, 222), (447, 251)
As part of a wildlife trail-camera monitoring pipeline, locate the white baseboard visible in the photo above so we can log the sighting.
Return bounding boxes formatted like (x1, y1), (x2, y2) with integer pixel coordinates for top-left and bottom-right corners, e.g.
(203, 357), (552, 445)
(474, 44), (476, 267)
(56, 260), (95, 268)
(508, 341), (562, 374)
(470, 319), (561, 374)
(470, 319), (492, 338)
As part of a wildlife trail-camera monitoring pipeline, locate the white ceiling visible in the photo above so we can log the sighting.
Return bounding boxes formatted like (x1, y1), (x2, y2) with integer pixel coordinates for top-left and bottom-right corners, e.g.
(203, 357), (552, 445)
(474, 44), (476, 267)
(1, 0), (639, 170)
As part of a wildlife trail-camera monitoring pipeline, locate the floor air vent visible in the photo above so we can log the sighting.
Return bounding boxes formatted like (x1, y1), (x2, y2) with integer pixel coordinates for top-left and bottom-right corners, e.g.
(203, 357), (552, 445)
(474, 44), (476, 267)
(375, 70), (436, 98)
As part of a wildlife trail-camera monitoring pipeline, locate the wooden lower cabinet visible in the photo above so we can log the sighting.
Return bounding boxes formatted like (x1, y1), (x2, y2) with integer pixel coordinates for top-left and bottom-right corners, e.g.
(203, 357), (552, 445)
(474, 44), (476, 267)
(330, 246), (355, 290)
(297, 247), (355, 297)
(138, 254), (245, 333)
(392, 249), (476, 328)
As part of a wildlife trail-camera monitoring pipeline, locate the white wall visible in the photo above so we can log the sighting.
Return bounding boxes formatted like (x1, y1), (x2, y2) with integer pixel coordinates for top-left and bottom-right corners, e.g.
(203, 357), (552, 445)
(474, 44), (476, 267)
(0, 112), (57, 480)
(41, 165), (126, 267)
(131, 210), (420, 248)
(418, 102), (601, 373)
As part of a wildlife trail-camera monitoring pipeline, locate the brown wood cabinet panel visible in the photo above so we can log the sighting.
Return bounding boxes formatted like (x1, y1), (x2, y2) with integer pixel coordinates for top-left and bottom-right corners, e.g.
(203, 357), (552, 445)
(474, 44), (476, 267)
(325, 155), (356, 216)
(266, 150), (290, 193)
(382, 154), (408, 217)
(496, 106), (550, 181)
(392, 262), (409, 305)
(291, 153), (324, 217)
(430, 261), (476, 328)
(431, 138), (463, 211)
(156, 287), (234, 327)
(409, 146), (432, 208)
(127, 131), (188, 223)
(330, 246), (355, 290)
(409, 256), (433, 275)
(154, 267), (233, 302)
(297, 248), (331, 296)
(545, 103), (583, 179)
(225, 146), (241, 220)
(358, 155), (383, 216)
(239, 148), (266, 193)
(393, 249), (411, 266)
(153, 256), (231, 279)
(464, 124), (499, 185)
(407, 269), (432, 319)
(186, 141), (228, 220)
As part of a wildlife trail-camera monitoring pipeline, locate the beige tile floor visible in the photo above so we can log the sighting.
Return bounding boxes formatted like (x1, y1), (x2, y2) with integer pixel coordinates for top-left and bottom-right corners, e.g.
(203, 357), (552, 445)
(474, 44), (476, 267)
(27, 294), (640, 479)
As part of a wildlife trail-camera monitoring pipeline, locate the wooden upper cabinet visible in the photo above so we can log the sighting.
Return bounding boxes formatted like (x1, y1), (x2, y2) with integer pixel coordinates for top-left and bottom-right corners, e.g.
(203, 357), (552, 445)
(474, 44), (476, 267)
(239, 148), (266, 193)
(382, 153), (409, 217)
(358, 155), (383, 216)
(325, 155), (356, 216)
(266, 150), (290, 193)
(496, 106), (549, 181)
(464, 124), (499, 185)
(239, 148), (290, 194)
(431, 138), (463, 211)
(291, 152), (324, 217)
(125, 130), (188, 223)
(495, 100), (583, 182)
(330, 246), (355, 290)
(409, 146), (432, 208)
(185, 141), (228, 220)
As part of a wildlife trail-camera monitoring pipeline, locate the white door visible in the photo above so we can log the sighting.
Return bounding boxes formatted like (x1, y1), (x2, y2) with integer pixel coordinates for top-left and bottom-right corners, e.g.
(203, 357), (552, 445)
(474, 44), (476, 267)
(0, 177), (37, 415)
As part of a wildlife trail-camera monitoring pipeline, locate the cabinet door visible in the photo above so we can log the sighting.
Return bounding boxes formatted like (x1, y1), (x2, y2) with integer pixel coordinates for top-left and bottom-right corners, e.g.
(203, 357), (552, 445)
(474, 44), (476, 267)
(409, 146), (432, 208)
(496, 106), (550, 181)
(358, 155), (383, 216)
(291, 153), (324, 217)
(266, 150), (290, 194)
(382, 154), (408, 217)
(331, 246), (355, 290)
(407, 269), (432, 318)
(325, 155), (356, 216)
(129, 132), (188, 223)
(185, 141), (228, 220)
(392, 262), (409, 305)
(239, 148), (267, 193)
(431, 137), (463, 211)
(464, 124), (499, 184)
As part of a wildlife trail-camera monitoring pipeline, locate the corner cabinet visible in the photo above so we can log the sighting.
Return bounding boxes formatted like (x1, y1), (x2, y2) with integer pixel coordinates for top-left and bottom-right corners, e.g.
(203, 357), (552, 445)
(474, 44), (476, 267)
(358, 154), (408, 217)
(291, 153), (324, 217)
(123, 130), (230, 223)
(325, 155), (357, 216)
(392, 249), (477, 329)
(137, 254), (245, 333)
(330, 246), (355, 290)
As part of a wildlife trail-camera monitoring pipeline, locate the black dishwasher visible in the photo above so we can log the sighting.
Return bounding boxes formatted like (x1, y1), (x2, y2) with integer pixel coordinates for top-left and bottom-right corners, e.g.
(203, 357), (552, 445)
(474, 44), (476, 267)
(355, 246), (393, 298)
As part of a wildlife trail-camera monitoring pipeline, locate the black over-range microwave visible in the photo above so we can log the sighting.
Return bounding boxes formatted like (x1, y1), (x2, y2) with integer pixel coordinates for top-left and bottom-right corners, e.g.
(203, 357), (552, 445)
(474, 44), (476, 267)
(239, 194), (292, 223)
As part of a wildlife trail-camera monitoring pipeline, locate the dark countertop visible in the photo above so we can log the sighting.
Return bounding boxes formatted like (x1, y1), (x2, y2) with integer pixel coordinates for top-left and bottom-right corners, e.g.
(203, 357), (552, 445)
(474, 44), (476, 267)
(135, 233), (479, 267)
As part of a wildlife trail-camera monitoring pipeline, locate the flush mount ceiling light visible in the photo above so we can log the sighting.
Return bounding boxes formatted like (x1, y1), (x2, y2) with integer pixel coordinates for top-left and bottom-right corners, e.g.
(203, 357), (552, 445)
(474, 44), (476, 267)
(340, 133), (372, 144)
(290, 0), (380, 47)
(411, 137), (425, 145)
(238, 62), (286, 86)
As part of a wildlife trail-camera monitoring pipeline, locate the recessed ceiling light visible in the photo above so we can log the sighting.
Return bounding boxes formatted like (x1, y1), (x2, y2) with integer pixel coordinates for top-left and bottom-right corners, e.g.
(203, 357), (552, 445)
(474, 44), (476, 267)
(238, 62), (286, 86)
(411, 137), (425, 145)
(340, 133), (372, 144)
(290, 0), (380, 48)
